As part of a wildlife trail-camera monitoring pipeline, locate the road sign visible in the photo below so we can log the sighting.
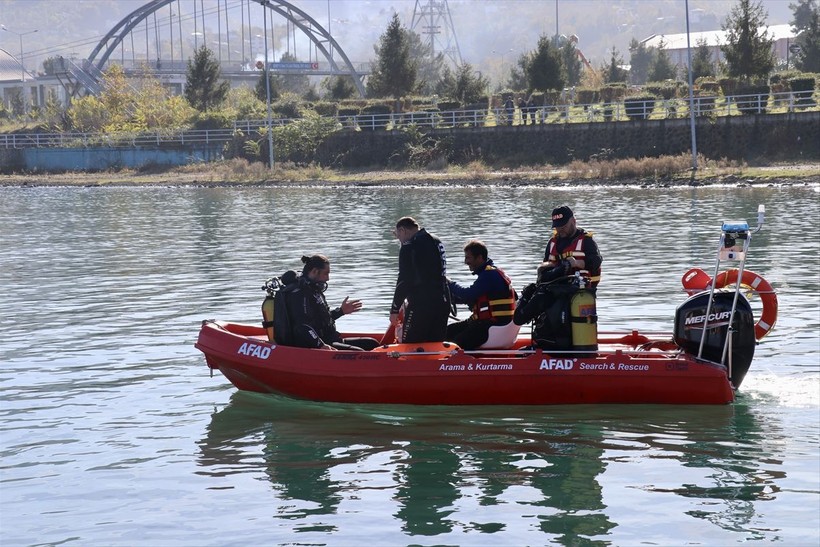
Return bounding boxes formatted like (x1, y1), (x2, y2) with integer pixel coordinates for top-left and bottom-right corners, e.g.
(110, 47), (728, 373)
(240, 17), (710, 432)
(789, 44), (801, 55)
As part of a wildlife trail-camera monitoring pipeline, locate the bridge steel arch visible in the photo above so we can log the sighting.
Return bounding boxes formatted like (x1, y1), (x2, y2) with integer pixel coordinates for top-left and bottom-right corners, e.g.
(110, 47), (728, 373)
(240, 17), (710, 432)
(87, 0), (367, 97)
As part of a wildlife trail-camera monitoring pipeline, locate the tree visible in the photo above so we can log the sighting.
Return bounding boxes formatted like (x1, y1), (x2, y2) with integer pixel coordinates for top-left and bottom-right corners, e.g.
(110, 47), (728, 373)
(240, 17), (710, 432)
(629, 38), (655, 85)
(366, 13), (418, 99)
(790, 0), (818, 29)
(436, 63), (489, 104)
(506, 54), (529, 91)
(721, 0), (775, 81)
(526, 35), (565, 92)
(323, 75), (358, 100)
(277, 52), (311, 96)
(648, 39), (677, 81)
(561, 41), (584, 87)
(602, 46), (628, 83)
(185, 46), (230, 111)
(409, 30), (445, 95)
(255, 71), (282, 103)
(691, 39), (717, 80)
(791, 0), (820, 71)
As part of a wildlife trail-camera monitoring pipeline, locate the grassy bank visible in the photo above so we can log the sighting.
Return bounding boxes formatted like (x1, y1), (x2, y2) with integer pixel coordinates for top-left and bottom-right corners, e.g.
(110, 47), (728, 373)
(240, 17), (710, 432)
(2, 154), (819, 187)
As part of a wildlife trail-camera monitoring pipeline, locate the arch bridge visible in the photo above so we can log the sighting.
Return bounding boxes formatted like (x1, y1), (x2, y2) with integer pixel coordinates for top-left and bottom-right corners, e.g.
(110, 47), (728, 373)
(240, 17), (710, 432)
(61, 0), (367, 98)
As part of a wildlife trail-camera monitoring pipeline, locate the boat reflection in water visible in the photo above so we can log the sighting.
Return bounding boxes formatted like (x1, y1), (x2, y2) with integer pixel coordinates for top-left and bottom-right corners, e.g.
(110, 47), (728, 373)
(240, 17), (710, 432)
(196, 391), (786, 542)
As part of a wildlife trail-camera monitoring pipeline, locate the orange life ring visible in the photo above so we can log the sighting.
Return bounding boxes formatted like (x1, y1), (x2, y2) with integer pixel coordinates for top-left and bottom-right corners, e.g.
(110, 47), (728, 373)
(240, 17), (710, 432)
(711, 269), (777, 340)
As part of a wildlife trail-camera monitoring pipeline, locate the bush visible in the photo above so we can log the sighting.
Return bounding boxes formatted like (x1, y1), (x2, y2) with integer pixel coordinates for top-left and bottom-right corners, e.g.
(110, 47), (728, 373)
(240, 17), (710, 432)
(692, 95), (717, 116)
(576, 87), (599, 106)
(624, 94), (657, 120)
(272, 93), (304, 119)
(460, 103), (487, 127)
(789, 76), (817, 108)
(337, 107), (360, 128)
(358, 103), (392, 131)
(311, 101), (338, 117)
(645, 82), (678, 100)
(437, 100), (460, 126)
(734, 84), (770, 115)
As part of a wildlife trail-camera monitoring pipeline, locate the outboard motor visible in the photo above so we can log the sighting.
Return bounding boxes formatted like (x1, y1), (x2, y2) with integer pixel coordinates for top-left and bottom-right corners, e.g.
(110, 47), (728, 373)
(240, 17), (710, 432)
(674, 291), (756, 388)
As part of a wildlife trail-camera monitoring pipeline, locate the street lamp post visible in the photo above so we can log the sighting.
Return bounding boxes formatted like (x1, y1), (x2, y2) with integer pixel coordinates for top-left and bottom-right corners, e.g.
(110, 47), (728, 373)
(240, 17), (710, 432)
(1, 25), (39, 82)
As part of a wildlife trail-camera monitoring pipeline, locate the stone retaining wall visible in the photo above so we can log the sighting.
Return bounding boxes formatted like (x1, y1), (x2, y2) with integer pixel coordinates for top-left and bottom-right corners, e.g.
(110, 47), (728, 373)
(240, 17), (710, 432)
(317, 111), (820, 167)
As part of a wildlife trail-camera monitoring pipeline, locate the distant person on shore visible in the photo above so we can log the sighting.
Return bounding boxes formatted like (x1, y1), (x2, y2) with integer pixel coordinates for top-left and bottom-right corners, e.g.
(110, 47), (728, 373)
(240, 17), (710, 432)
(446, 240), (517, 349)
(390, 217), (451, 343)
(281, 254), (379, 351)
(504, 97), (515, 125)
(518, 97), (528, 125)
(527, 95), (538, 125)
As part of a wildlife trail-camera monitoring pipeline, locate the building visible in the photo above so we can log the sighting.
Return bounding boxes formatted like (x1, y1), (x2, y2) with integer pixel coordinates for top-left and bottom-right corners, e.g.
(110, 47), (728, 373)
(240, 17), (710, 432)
(0, 47), (66, 113)
(641, 24), (799, 71)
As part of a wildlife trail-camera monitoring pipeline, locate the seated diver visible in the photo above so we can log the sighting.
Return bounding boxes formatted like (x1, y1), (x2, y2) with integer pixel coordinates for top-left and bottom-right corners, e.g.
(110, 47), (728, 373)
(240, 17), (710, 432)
(280, 254), (379, 351)
(513, 260), (579, 349)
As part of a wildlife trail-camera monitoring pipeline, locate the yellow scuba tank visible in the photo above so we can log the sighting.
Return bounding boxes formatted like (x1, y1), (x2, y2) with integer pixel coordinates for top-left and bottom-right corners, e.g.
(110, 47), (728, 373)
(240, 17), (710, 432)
(261, 295), (276, 342)
(570, 289), (598, 352)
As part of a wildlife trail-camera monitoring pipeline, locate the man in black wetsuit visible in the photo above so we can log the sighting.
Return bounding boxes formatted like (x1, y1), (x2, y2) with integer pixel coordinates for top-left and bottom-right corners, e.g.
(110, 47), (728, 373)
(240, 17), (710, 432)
(390, 216), (451, 343)
(283, 254), (379, 351)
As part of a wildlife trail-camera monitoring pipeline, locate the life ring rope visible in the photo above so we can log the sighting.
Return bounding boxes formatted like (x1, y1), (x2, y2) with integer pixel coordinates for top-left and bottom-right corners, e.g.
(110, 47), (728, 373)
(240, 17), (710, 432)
(711, 269), (778, 340)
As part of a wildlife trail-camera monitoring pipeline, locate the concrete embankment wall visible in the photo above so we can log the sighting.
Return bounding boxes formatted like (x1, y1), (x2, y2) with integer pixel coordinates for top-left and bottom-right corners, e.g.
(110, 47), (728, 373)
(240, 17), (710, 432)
(317, 111), (820, 167)
(1, 145), (224, 173)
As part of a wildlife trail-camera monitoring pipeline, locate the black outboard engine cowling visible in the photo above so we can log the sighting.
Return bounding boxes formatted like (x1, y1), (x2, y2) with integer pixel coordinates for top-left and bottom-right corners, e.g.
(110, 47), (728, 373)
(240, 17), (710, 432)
(674, 291), (756, 388)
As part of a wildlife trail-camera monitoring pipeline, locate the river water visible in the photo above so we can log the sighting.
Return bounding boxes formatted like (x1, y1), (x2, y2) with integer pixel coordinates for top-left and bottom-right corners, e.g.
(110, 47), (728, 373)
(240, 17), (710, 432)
(1, 183), (818, 546)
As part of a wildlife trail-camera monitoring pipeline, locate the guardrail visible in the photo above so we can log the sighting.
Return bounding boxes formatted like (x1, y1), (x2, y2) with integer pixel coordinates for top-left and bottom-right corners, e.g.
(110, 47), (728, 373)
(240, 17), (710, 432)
(2, 90), (816, 150)
(0, 128), (237, 150)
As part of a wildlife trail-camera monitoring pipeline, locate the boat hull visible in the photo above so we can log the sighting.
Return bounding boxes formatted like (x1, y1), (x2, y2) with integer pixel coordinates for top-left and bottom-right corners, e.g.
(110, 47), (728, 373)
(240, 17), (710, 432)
(195, 321), (735, 405)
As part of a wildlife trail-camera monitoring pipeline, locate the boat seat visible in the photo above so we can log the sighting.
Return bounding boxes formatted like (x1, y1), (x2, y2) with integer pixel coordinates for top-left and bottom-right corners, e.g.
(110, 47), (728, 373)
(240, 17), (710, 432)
(479, 321), (521, 349)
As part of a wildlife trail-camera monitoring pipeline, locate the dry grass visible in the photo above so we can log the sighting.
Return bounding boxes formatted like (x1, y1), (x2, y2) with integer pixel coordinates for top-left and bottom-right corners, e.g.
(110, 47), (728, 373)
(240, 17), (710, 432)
(565, 153), (748, 181)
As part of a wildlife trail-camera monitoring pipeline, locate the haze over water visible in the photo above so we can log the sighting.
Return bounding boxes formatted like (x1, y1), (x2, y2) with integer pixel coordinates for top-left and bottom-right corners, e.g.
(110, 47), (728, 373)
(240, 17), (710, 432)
(1, 183), (818, 545)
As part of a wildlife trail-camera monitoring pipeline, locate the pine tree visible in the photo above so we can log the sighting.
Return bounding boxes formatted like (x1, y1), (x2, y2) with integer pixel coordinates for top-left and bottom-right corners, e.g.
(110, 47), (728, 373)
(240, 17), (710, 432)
(255, 71), (281, 103)
(628, 38), (655, 85)
(366, 13), (418, 99)
(791, 0), (820, 72)
(691, 39), (717, 80)
(526, 35), (565, 92)
(648, 39), (677, 81)
(602, 47), (628, 83)
(561, 41), (584, 87)
(184, 46), (230, 111)
(721, 0), (775, 81)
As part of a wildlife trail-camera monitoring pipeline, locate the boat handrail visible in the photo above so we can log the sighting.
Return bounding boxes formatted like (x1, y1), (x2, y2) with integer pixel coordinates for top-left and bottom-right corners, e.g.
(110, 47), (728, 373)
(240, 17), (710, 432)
(382, 348), (683, 358)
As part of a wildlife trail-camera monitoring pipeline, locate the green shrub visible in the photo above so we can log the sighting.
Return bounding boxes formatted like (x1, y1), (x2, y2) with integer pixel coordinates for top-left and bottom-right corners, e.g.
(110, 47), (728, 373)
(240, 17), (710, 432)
(624, 94), (657, 120)
(735, 84), (770, 115)
(645, 82), (678, 100)
(692, 95), (717, 116)
(789, 76), (817, 107)
(311, 101), (338, 117)
(576, 88), (599, 106)
(359, 103), (392, 131)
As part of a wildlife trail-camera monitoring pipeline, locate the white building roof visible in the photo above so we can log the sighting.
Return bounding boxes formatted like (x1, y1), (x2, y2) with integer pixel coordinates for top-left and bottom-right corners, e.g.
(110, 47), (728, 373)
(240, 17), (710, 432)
(642, 23), (796, 50)
(0, 48), (23, 82)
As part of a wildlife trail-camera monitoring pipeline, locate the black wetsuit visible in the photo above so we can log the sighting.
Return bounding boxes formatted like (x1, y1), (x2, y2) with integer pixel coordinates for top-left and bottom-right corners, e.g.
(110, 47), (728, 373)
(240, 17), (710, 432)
(391, 228), (450, 343)
(285, 276), (378, 351)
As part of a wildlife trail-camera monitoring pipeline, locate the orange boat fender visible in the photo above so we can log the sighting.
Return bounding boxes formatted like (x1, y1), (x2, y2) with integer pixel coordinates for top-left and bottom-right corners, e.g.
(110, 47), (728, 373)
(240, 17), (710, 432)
(711, 269), (778, 340)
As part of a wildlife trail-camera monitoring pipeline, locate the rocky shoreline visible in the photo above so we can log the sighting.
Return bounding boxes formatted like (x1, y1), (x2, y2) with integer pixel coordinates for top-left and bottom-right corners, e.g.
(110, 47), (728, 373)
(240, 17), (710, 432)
(2, 164), (819, 188)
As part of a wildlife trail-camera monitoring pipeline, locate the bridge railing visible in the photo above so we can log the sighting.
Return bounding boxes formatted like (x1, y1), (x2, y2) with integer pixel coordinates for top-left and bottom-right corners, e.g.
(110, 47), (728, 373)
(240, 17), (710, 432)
(2, 90), (816, 150)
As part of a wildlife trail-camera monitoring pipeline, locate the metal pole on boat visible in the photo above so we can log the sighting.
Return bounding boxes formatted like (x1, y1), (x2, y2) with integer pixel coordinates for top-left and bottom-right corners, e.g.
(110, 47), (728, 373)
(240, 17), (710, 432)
(685, 0), (698, 172)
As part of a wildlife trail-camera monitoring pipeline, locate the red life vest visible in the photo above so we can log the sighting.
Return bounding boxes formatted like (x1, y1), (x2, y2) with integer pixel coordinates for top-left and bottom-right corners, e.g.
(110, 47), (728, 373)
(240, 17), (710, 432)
(471, 266), (516, 321)
(546, 231), (601, 287)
